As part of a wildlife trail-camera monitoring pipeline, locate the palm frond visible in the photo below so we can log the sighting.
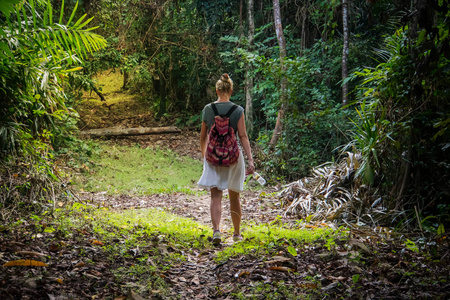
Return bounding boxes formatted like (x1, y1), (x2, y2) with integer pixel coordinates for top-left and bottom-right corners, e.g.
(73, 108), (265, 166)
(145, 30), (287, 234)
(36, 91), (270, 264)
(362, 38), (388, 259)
(2, 0), (106, 65)
(279, 152), (402, 227)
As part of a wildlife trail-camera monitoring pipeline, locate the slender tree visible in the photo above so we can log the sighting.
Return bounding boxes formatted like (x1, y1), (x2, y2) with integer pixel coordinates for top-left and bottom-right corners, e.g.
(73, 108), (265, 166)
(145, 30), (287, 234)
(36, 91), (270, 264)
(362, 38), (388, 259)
(342, 0), (349, 106)
(269, 0), (287, 148)
(245, 0), (255, 136)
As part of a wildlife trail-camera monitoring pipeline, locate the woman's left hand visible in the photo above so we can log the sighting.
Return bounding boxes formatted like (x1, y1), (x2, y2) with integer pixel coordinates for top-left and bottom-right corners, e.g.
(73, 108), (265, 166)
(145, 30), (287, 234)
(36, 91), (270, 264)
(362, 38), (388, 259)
(246, 160), (255, 176)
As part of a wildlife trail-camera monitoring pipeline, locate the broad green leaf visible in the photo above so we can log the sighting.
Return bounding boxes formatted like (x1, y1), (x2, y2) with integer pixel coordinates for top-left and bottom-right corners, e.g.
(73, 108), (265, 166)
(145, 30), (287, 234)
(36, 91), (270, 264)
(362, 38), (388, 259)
(30, 0), (37, 29)
(43, 3), (47, 26)
(0, 0), (21, 18)
(0, 41), (13, 57)
(84, 26), (100, 32)
(287, 246), (297, 257)
(76, 16), (94, 30)
(47, 0), (53, 24)
(416, 30), (427, 46)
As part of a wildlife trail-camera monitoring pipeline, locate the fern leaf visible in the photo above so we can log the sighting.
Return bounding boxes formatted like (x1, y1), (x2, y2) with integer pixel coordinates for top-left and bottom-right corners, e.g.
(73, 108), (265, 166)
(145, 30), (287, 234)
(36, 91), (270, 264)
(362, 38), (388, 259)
(72, 13), (87, 29)
(59, 0), (64, 24)
(66, 1), (78, 26)
(77, 16), (94, 30)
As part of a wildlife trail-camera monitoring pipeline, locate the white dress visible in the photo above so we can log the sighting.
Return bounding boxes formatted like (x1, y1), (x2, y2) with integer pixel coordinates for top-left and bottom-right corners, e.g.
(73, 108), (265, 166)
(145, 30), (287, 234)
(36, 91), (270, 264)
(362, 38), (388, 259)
(198, 149), (246, 193)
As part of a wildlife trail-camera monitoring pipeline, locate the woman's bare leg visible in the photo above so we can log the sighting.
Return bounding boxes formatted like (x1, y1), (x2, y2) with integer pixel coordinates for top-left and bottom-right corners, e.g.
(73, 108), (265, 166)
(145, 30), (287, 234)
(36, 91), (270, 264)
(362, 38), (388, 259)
(210, 187), (223, 232)
(229, 190), (241, 236)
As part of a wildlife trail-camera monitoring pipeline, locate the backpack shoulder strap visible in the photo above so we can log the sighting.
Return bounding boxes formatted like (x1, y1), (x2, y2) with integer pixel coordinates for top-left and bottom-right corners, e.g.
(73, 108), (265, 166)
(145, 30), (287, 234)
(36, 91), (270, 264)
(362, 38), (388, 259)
(225, 104), (239, 118)
(211, 103), (219, 116)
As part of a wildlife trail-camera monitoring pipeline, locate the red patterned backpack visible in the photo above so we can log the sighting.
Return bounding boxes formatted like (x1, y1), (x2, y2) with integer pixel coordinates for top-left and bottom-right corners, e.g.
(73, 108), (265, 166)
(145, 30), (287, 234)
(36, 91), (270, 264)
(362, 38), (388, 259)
(206, 103), (240, 167)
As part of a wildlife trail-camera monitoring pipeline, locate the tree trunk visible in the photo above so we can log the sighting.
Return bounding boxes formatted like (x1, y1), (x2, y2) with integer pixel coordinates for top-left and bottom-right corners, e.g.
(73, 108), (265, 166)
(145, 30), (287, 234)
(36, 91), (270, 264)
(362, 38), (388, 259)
(157, 71), (167, 119)
(122, 70), (129, 90)
(80, 126), (181, 137)
(239, 0), (244, 37)
(269, 0), (287, 148)
(245, 0), (255, 136)
(342, 0), (349, 106)
(89, 81), (106, 102)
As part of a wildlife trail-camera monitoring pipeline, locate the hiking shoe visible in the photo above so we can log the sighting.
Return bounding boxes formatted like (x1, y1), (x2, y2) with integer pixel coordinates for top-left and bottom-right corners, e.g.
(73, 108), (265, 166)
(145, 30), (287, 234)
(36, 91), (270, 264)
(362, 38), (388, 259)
(212, 231), (221, 245)
(233, 234), (243, 242)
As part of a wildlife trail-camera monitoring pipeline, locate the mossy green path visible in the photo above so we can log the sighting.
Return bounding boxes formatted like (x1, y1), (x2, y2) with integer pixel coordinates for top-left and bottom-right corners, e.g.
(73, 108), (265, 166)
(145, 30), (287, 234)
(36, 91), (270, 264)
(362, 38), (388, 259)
(76, 70), (160, 130)
(65, 141), (450, 299)
(59, 202), (336, 299)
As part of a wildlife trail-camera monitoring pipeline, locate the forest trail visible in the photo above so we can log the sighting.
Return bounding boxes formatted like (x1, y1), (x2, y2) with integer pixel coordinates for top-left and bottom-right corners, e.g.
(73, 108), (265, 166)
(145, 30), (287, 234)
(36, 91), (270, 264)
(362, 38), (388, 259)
(1, 70), (447, 300)
(77, 69), (288, 235)
(3, 1), (449, 297)
(63, 70), (449, 299)
(73, 70), (306, 298)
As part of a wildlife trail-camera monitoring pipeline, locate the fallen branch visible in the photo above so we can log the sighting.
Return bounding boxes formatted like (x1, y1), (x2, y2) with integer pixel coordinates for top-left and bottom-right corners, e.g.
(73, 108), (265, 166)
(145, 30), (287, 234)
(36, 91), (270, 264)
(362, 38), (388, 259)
(80, 126), (181, 137)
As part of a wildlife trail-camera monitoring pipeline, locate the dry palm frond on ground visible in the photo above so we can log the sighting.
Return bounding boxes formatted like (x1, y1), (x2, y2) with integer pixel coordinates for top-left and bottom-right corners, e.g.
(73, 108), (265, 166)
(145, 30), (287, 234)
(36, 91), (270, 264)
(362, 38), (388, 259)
(279, 152), (404, 226)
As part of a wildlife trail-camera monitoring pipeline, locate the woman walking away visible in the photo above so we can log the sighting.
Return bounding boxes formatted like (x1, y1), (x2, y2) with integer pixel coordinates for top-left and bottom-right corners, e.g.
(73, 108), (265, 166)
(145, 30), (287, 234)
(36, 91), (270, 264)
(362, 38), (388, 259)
(198, 73), (255, 245)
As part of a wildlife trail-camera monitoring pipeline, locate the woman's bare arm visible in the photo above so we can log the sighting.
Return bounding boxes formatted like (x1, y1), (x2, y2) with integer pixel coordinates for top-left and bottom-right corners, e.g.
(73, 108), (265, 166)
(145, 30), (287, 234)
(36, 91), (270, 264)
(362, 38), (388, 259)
(237, 114), (255, 175)
(200, 121), (208, 158)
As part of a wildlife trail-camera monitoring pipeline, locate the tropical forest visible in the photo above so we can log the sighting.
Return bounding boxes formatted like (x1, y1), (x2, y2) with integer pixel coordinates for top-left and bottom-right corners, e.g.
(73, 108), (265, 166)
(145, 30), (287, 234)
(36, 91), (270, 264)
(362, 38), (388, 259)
(0, 0), (449, 299)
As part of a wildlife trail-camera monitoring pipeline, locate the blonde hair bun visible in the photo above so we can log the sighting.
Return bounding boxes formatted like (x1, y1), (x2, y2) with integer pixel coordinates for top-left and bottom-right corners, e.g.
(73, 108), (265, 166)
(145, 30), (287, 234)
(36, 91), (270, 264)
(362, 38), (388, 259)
(216, 73), (233, 93)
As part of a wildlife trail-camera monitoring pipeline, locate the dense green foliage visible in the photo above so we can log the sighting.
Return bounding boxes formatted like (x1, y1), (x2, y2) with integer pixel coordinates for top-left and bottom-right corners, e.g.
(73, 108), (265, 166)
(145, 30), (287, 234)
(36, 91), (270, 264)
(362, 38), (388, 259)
(348, 1), (450, 226)
(0, 0), (106, 157)
(0, 0), (107, 214)
(73, 0), (398, 181)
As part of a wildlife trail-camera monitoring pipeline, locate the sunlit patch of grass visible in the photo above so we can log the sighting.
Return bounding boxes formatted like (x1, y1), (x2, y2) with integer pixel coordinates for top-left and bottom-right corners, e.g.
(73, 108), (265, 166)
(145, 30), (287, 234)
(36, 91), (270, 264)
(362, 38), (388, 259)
(77, 69), (153, 128)
(215, 223), (335, 262)
(74, 142), (203, 195)
(93, 207), (210, 246)
(96, 69), (124, 94)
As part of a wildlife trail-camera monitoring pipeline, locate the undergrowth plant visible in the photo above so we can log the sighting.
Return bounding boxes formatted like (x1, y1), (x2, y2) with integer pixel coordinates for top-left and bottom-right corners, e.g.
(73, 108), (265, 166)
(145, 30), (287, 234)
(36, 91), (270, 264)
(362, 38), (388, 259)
(0, 0), (106, 217)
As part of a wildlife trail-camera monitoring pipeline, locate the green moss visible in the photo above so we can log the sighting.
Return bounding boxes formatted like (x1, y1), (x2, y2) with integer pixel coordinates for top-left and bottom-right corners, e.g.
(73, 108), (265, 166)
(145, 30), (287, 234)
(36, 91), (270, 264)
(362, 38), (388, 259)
(216, 223), (334, 262)
(94, 207), (210, 244)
